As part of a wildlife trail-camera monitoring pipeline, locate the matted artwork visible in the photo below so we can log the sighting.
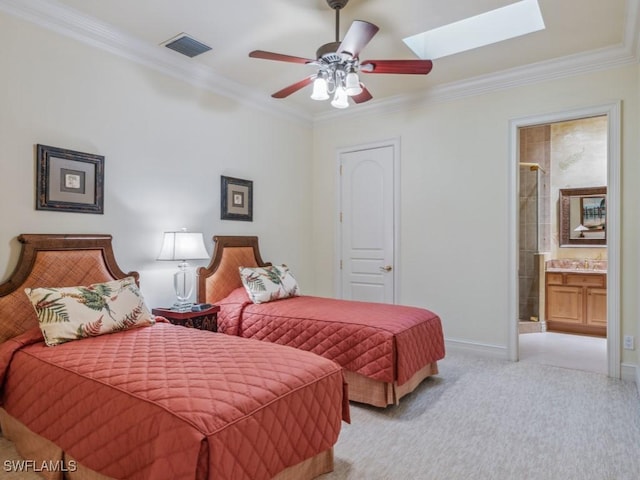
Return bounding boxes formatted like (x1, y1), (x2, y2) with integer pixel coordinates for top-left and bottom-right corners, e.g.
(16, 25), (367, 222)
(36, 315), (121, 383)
(559, 186), (606, 246)
(581, 196), (606, 230)
(36, 144), (104, 214)
(221, 175), (253, 221)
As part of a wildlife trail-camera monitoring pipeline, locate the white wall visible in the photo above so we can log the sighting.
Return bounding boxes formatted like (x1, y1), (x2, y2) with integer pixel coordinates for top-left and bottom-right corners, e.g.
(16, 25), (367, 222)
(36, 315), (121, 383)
(0, 13), (314, 308)
(312, 65), (639, 366)
(1, 10), (638, 375)
(550, 116), (608, 260)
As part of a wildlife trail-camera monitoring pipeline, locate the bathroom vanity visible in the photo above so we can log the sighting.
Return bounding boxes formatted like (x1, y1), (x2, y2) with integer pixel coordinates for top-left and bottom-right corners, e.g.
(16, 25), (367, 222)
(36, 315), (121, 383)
(545, 261), (607, 337)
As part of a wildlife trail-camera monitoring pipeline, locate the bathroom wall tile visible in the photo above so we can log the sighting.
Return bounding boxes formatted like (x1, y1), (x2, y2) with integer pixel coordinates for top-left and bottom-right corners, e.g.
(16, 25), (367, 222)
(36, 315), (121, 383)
(525, 142), (545, 164)
(525, 224), (538, 251)
(538, 197), (550, 223)
(524, 126), (547, 144)
(539, 224), (551, 251)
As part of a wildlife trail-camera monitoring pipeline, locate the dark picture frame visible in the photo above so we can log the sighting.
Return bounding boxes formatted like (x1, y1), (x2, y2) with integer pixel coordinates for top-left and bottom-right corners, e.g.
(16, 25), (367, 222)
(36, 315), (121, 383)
(559, 186), (606, 246)
(221, 175), (253, 221)
(36, 144), (104, 214)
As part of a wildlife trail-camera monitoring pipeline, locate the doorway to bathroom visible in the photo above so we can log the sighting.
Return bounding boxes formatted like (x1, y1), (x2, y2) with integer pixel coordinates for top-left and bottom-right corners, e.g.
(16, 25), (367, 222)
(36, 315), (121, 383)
(508, 103), (621, 378)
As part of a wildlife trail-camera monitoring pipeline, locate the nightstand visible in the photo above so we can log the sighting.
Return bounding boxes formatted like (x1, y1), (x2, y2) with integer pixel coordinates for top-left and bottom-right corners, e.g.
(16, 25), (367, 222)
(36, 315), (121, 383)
(152, 305), (220, 332)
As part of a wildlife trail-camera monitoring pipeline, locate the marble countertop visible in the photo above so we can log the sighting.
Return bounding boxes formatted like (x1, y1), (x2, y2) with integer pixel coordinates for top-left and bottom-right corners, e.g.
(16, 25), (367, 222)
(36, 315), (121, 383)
(545, 267), (606, 274)
(545, 259), (607, 274)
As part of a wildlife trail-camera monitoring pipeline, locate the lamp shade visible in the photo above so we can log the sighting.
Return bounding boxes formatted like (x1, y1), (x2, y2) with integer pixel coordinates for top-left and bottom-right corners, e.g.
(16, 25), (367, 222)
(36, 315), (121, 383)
(344, 72), (363, 96)
(157, 230), (209, 261)
(331, 86), (349, 109)
(310, 77), (329, 101)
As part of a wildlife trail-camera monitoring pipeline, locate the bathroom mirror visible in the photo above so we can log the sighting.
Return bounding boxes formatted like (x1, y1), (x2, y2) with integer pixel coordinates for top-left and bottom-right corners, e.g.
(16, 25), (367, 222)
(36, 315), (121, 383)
(559, 186), (606, 246)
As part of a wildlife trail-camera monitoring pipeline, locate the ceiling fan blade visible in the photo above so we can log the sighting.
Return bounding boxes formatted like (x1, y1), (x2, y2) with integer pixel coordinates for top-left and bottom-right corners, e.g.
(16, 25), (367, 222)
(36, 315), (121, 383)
(249, 50), (314, 64)
(360, 59), (433, 75)
(337, 20), (379, 58)
(351, 85), (373, 104)
(272, 76), (316, 99)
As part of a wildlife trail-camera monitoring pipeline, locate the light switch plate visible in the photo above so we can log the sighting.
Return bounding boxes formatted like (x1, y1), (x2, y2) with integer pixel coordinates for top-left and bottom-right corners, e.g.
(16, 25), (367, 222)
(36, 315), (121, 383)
(623, 335), (634, 350)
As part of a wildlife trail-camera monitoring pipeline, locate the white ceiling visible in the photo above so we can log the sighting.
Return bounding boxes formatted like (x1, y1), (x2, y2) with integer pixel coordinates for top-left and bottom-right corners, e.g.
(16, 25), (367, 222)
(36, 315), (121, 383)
(3, 0), (638, 120)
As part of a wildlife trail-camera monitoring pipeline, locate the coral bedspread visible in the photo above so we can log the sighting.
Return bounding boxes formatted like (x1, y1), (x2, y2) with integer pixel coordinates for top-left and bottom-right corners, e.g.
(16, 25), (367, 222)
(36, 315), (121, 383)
(0, 322), (347, 480)
(218, 288), (445, 386)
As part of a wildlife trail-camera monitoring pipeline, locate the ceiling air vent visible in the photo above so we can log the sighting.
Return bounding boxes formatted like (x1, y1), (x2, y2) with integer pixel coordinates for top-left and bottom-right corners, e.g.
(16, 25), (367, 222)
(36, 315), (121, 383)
(161, 33), (211, 58)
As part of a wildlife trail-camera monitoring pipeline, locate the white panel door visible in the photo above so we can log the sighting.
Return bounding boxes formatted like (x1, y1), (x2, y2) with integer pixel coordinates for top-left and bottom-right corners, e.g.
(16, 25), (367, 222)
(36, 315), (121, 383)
(340, 145), (395, 303)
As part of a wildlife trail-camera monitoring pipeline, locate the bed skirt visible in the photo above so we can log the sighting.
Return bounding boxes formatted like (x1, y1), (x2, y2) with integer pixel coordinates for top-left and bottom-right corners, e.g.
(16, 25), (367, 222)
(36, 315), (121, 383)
(0, 408), (333, 480)
(344, 362), (439, 407)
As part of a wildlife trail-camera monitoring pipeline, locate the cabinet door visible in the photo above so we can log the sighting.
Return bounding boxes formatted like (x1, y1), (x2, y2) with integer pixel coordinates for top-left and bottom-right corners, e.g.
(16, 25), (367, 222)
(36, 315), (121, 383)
(586, 287), (607, 327)
(546, 285), (583, 323)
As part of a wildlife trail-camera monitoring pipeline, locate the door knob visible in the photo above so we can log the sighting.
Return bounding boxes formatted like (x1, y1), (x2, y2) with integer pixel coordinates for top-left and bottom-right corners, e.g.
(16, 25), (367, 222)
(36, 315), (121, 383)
(379, 265), (393, 272)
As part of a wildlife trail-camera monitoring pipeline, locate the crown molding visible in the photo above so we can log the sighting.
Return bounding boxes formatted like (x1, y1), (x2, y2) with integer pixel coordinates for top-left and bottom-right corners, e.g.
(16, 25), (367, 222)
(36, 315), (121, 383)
(315, 0), (640, 123)
(1, 0), (638, 126)
(316, 42), (638, 124)
(0, 0), (314, 125)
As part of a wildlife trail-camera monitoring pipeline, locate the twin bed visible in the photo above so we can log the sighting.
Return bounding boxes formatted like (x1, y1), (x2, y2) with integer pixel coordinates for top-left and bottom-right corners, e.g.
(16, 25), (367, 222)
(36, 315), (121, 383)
(0, 234), (348, 480)
(198, 235), (445, 408)
(0, 233), (445, 479)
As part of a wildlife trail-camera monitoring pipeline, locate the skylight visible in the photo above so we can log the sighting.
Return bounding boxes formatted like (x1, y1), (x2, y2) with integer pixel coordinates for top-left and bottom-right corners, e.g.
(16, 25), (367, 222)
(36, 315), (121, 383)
(403, 0), (545, 60)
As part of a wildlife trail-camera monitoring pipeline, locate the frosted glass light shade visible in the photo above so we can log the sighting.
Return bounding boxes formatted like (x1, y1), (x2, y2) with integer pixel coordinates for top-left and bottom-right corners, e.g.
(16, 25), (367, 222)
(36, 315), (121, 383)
(344, 72), (363, 96)
(311, 77), (329, 100)
(331, 87), (349, 109)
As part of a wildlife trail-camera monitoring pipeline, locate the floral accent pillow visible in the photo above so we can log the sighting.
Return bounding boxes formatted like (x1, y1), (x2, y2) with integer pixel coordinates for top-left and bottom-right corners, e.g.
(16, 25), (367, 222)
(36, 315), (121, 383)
(239, 265), (300, 304)
(25, 276), (155, 346)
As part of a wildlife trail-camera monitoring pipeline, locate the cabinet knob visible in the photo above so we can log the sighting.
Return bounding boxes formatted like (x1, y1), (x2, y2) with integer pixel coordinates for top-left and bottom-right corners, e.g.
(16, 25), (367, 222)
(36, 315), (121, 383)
(379, 265), (393, 272)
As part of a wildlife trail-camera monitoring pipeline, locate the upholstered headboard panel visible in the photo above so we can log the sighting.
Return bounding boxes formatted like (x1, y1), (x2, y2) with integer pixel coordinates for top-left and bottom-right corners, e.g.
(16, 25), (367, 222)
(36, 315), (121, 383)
(0, 234), (137, 344)
(197, 236), (270, 305)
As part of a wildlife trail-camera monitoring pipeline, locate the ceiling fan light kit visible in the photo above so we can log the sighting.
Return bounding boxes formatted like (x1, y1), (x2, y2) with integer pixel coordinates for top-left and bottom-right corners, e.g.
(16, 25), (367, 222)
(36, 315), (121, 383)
(248, 0), (433, 109)
(330, 86), (349, 109)
(344, 71), (362, 95)
(311, 74), (330, 100)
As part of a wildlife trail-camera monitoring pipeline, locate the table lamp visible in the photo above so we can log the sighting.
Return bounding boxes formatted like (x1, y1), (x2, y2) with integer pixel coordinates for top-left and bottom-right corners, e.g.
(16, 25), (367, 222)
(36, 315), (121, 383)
(157, 228), (209, 311)
(574, 224), (588, 238)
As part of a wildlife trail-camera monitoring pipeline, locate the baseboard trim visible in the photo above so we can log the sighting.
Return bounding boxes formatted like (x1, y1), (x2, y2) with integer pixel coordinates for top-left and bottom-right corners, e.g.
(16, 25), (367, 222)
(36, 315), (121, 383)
(624, 363), (640, 397)
(446, 339), (638, 390)
(444, 338), (508, 359)
(620, 363), (637, 382)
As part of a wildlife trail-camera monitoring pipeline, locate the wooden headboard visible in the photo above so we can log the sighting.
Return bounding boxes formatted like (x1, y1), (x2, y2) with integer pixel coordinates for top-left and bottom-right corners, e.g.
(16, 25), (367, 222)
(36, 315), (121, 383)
(197, 236), (270, 305)
(0, 234), (138, 343)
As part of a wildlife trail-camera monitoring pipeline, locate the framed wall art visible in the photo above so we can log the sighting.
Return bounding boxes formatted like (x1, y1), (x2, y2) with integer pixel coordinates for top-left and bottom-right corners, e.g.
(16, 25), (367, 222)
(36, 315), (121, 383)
(221, 175), (253, 221)
(36, 144), (104, 214)
(559, 186), (606, 246)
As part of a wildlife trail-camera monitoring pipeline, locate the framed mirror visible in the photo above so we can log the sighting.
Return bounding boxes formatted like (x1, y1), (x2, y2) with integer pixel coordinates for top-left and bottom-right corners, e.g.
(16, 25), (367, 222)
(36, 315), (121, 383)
(559, 186), (606, 246)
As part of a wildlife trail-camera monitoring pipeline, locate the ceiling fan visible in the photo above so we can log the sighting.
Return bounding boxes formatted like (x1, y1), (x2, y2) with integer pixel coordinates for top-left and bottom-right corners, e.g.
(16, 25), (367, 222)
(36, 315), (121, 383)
(249, 0), (433, 109)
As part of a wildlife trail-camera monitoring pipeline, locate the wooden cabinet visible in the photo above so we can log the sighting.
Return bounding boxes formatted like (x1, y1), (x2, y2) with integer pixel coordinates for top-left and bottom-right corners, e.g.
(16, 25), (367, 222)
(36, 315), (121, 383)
(545, 271), (606, 336)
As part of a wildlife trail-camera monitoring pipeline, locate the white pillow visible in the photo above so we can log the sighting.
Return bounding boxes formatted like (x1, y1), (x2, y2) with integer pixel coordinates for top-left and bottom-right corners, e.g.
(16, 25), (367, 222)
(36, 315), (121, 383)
(25, 276), (155, 346)
(239, 265), (300, 304)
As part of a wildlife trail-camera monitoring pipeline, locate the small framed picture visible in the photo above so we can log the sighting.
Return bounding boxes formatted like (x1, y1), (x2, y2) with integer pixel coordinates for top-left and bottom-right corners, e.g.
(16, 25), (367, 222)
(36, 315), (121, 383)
(221, 175), (253, 221)
(36, 144), (104, 214)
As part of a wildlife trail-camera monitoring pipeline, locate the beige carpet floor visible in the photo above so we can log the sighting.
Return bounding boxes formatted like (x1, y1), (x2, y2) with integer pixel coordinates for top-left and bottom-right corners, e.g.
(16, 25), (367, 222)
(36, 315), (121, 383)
(1, 351), (639, 480)
(322, 352), (640, 479)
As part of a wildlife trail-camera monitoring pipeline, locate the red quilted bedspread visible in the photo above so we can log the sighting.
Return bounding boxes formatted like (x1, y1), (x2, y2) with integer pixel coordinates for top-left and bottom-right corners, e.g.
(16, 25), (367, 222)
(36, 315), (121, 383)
(218, 288), (445, 385)
(0, 323), (348, 480)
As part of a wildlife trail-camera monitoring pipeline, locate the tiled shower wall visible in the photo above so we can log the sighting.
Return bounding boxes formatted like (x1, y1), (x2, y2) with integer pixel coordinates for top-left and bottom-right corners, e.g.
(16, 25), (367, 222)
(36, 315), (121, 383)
(519, 125), (551, 321)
